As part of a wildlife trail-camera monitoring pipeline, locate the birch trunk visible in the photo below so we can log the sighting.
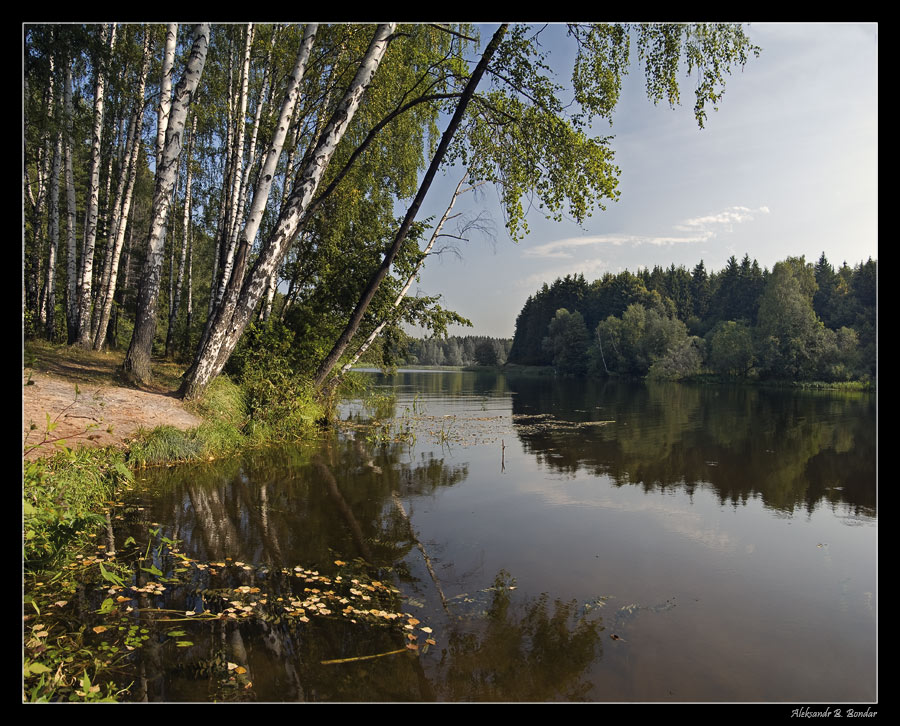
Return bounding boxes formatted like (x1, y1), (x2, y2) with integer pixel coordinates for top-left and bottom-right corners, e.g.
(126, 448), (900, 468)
(92, 28), (151, 350)
(312, 24), (508, 390)
(189, 23), (317, 375)
(216, 23), (254, 314)
(63, 62), (78, 343)
(182, 228), (193, 357)
(157, 24), (178, 172)
(34, 81), (54, 326)
(166, 114), (195, 358)
(75, 23), (114, 347)
(180, 23), (392, 400)
(123, 24), (210, 384)
(44, 131), (61, 340)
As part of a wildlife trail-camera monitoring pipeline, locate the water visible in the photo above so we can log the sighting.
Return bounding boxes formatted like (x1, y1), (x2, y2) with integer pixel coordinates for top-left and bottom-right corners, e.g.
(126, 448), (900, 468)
(109, 371), (876, 702)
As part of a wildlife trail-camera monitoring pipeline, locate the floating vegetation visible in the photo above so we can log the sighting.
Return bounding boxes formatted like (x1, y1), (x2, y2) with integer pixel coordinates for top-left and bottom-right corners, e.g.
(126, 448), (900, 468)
(24, 525), (442, 701)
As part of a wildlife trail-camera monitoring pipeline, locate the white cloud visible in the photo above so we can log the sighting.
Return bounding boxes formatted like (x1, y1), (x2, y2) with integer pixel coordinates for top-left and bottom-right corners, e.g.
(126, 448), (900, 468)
(524, 205), (771, 259)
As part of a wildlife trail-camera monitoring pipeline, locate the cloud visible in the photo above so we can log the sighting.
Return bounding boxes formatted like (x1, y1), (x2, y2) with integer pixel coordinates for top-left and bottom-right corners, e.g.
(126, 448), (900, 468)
(524, 205), (771, 259)
(675, 205), (770, 236)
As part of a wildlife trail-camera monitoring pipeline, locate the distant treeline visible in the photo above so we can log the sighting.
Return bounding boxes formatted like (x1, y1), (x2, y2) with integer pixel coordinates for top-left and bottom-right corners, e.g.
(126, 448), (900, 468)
(508, 253), (876, 383)
(380, 335), (513, 367)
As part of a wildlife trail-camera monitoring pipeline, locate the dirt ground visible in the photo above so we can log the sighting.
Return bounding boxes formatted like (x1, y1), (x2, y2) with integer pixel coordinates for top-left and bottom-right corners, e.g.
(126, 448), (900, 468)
(23, 346), (203, 460)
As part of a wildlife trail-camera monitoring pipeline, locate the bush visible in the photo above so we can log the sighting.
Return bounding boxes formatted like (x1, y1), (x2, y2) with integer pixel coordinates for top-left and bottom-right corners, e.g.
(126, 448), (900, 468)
(228, 321), (325, 441)
(24, 447), (131, 570)
(648, 337), (704, 380)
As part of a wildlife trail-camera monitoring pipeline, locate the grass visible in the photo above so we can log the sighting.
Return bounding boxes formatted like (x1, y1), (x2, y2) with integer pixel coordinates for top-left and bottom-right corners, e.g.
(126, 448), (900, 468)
(22, 340), (331, 701)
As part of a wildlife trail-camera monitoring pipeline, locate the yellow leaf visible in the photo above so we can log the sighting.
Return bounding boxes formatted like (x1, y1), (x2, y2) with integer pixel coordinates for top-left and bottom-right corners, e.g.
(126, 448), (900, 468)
(235, 666), (247, 675)
(92, 625), (107, 634)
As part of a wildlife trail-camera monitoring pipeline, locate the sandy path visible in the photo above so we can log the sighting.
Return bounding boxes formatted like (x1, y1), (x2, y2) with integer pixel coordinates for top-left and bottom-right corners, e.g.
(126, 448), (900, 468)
(23, 371), (203, 460)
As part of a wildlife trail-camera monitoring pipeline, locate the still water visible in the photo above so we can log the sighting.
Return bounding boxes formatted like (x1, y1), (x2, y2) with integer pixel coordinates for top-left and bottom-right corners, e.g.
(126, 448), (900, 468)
(112, 371), (876, 702)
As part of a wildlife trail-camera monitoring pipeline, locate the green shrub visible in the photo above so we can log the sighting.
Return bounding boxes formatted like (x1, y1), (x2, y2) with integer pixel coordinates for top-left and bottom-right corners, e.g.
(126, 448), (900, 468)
(23, 447), (131, 570)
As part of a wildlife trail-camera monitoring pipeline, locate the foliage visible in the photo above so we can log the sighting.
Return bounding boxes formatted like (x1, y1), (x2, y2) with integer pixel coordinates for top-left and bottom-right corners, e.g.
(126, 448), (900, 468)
(542, 308), (590, 375)
(647, 336), (704, 380)
(395, 334), (512, 367)
(225, 321), (325, 440)
(24, 446), (130, 571)
(474, 339), (501, 366)
(510, 252), (875, 385)
(594, 303), (689, 378)
(705, 320), (755, 378)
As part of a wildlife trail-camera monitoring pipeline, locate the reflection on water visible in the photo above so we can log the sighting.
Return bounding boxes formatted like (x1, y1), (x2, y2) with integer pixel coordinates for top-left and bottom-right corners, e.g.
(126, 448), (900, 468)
(107, 372), (875, 702)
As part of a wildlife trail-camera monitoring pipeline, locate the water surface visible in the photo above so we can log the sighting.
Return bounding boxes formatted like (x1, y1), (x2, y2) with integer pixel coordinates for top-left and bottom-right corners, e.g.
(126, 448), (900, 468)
(112, 371), (876, 702)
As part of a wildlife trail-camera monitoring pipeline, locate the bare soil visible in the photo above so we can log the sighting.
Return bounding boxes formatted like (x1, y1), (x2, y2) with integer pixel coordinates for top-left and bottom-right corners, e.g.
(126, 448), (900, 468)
(23, 343), (203, 460)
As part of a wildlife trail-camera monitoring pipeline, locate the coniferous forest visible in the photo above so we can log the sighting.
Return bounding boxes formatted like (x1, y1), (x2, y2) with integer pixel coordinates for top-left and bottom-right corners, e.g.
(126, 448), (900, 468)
(507, 254), (875, 384)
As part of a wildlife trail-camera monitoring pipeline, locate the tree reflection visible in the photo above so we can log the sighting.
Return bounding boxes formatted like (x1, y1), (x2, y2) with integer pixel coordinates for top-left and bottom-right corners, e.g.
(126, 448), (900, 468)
(507, 376), (875, 515)
(433, 572), (603, 701)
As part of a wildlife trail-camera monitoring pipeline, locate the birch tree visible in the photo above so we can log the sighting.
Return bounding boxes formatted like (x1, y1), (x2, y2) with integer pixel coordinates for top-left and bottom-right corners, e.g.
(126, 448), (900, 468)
(74, 23), (114, 347)
(62, 60), (79, 343)
(92, 27), (152, 350)
(329, 171), (479, 385)
(123, 23), (210, 384)
(165, 114), (196, 357)
(312, 25), (509, 389)
(179, 23), (394, 399)
(157, 24), (178, 171)
(44, 90), (61, 340)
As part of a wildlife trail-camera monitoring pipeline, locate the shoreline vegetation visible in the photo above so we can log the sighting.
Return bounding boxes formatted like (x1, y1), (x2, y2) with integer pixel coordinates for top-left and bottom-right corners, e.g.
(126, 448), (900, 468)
(23, 341), (335, 702)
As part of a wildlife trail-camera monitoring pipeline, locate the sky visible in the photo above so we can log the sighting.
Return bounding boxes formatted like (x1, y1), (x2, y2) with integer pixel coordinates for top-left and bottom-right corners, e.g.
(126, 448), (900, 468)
(405, 22), (878, 339)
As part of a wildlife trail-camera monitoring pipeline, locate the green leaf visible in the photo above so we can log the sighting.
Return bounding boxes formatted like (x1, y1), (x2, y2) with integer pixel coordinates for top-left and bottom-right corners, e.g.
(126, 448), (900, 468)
(141, 564), (163, 577)
(25, 661), (52, 676)
(96, 598), (114, 614)
(98, 561), (125, 587)
(114, 461), (134, 481)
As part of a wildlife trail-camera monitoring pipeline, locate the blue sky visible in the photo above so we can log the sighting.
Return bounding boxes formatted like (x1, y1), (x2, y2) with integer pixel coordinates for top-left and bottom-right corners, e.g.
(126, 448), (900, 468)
(406, 22), (878, 339)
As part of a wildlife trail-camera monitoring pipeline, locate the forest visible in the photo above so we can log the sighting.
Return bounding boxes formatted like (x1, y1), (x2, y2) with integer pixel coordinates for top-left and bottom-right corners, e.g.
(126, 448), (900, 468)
(23, 22), (763, 405)
(508, 253), (876, 383)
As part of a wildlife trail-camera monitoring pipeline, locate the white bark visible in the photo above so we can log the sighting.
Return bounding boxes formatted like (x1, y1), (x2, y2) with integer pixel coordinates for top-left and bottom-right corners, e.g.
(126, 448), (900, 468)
(216, 23), (254, 312)
(63, 62), (78, 342)
(92, 29), (151, 350)
(157, 23), (178, 172)
(181, 23), (394, 399)
(166, 114), (195, 357)
(183, 221), (193, 356)
(75, 23), (114, 347)
(124, 24), (210, 383)
(44, 130), (61, 339)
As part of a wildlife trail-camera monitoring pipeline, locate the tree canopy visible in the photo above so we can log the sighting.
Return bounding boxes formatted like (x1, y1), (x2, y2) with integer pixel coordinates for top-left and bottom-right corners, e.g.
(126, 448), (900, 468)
(24, 22), (765, 401)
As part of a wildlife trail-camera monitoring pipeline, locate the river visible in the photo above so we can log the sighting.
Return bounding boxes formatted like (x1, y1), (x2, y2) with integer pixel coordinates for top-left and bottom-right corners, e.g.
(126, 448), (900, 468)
(107, 370), (876, 702)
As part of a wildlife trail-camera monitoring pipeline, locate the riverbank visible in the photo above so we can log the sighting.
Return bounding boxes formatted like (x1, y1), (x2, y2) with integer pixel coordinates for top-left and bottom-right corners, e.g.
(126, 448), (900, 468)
(24, 341), (203, 460)
(22, 341), (329, 701)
